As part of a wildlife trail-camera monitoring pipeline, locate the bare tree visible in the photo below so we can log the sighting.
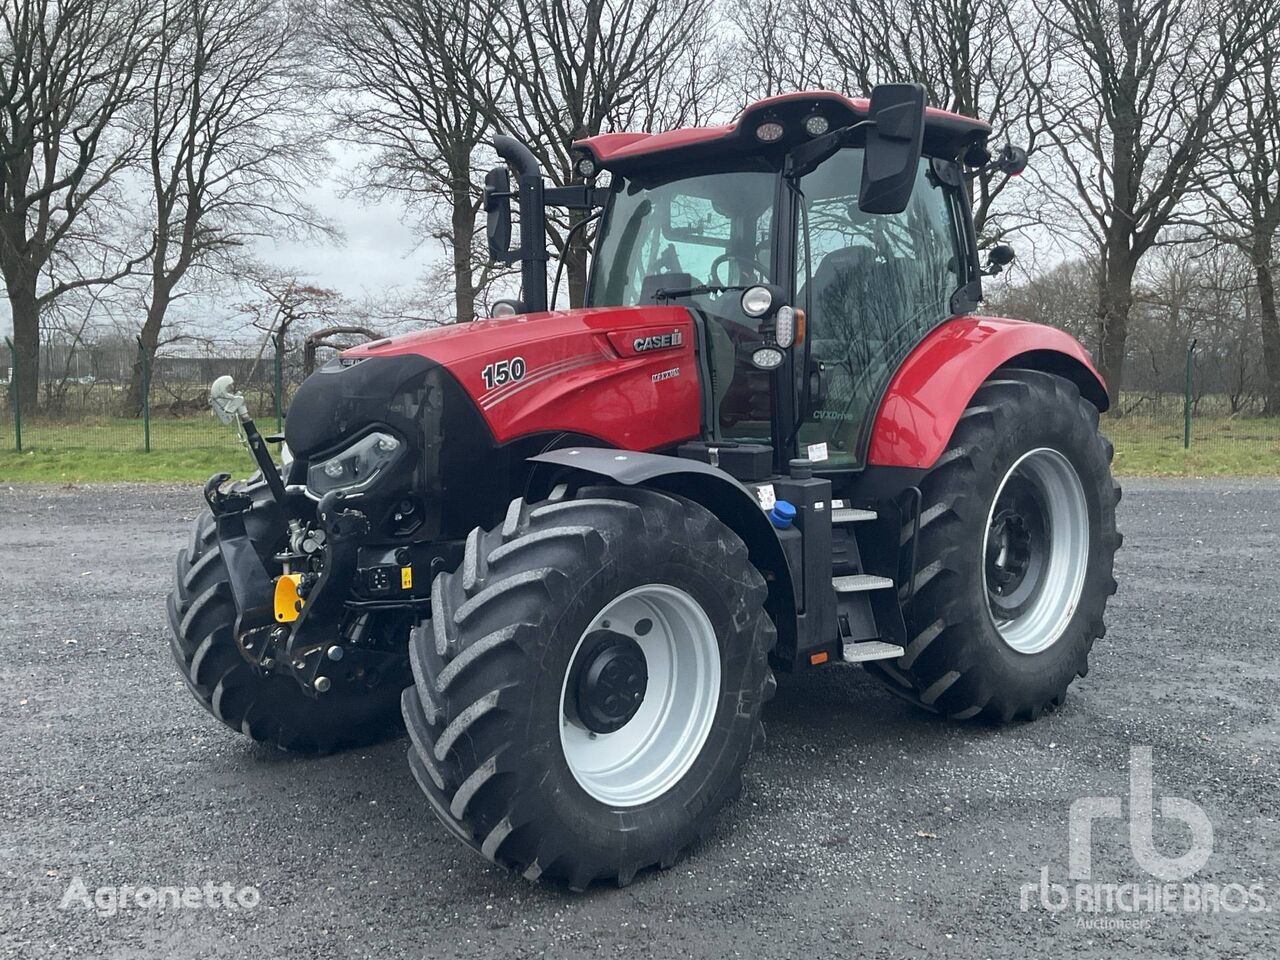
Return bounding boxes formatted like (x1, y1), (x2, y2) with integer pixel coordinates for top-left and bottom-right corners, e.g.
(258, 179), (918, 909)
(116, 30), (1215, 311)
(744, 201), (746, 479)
(725, 0), (828, 99)
(804, 0), (1051, 242)
(127, 0), (330, 413)
(987, 256), (1100, 348)
(0, 0), (157, 410)
(1199, 26), (1280, 413)
(318, 0), (505, 324)
(487, 0), (723, 307)
(1034, 0), (1280, 403)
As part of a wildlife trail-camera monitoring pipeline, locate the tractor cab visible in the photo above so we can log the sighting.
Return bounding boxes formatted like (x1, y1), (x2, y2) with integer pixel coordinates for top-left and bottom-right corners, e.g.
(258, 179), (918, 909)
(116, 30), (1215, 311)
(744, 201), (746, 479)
(485, 86), (1016, 474)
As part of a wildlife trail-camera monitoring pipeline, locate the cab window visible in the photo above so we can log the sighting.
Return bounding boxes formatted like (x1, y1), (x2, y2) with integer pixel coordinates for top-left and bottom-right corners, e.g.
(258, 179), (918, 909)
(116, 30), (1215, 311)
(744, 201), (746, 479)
(795, 150), (965, 467)
(588, 167), (778, 442)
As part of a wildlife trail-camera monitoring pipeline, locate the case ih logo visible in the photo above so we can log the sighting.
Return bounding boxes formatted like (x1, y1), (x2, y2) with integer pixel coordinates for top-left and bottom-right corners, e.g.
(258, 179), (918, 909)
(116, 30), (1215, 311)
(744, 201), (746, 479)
(633, 329), (683, 353)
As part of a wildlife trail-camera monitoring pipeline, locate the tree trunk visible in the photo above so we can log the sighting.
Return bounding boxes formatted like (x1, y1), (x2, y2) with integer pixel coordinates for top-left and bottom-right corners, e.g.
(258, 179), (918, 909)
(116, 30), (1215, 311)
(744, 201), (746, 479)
(126, 290), (170, 417)
(1254, 247), (1280, 416)
(4, 271), (41, 414)
(451, 189), (477, 323)
(1095, 256), (1136, 407)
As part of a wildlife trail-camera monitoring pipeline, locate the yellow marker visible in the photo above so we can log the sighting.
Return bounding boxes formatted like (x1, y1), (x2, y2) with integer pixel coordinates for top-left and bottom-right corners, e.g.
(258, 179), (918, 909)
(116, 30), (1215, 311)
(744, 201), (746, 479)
(274, 573), (303, 623)
(400, 566), (413, 589)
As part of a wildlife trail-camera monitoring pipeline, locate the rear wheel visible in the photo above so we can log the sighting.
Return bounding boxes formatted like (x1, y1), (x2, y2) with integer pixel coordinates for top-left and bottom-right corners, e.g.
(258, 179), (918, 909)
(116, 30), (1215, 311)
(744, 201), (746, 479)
(864, 369), (1121, 721)
(166, 510), (409, 752)
(401, 485), (776, 889)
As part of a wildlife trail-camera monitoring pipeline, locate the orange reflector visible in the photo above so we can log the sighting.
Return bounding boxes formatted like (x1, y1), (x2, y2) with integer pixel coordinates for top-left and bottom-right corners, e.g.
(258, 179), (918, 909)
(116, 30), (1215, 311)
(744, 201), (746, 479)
(809, 651), (829, 665)
(273, 573), (303, 623)
(793, 307), (806, 344)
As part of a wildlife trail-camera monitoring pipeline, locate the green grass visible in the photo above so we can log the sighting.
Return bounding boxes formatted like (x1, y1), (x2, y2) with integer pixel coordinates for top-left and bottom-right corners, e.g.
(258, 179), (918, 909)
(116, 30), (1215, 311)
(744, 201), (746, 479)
(1104, 415), (1280, 477)
(0, 413), (1277, 482)
(0, 416), (251, 483)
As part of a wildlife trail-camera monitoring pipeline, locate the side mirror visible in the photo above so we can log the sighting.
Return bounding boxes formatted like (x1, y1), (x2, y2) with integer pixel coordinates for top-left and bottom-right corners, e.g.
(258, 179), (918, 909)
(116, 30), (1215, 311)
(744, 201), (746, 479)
(484, 166), (512, 262)
(984, 243), (1016, 275)
(995, 144), (1027, 177)
(858, 83), (927, 215)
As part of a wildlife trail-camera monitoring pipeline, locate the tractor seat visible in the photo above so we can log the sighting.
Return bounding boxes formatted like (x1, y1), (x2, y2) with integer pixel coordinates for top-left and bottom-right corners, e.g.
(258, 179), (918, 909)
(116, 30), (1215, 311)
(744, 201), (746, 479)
(797, 245), (884, 328)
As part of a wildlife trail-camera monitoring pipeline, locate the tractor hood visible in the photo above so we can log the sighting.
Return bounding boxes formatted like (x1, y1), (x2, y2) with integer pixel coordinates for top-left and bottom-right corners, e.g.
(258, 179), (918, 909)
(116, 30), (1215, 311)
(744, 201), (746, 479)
(342, 304), (692, 368)
(286, 305), (702, 461)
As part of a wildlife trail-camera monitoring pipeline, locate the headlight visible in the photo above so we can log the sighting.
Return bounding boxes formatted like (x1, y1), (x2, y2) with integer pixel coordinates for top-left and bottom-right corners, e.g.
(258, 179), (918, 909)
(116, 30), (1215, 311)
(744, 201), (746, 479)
(306, 431), (403, 497)
(741, 285), (775, 318)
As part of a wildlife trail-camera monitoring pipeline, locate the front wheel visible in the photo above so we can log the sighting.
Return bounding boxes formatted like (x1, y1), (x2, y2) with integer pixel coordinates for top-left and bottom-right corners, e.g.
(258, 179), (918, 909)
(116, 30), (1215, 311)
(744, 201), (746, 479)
(865, 369), (1121, 721)
(401, 485), (776, 889)
(166, 510), (410, 752)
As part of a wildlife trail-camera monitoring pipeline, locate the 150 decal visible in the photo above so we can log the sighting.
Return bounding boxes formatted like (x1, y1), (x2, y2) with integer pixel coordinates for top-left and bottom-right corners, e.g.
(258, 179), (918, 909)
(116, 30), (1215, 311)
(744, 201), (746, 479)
(480, 356), (526, 389)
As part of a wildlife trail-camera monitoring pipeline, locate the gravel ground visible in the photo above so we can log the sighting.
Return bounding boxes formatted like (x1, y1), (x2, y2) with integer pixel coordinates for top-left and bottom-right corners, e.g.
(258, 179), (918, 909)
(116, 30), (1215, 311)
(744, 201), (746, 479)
(2, 479), (1277, 959)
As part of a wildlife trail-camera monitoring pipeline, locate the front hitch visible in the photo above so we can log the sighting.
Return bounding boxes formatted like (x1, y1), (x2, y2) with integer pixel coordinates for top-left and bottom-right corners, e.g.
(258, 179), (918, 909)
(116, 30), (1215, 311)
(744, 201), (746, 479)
(209, 375), (288, 509)
(203, 377), (412, 699)
(275, 492), (407, 697)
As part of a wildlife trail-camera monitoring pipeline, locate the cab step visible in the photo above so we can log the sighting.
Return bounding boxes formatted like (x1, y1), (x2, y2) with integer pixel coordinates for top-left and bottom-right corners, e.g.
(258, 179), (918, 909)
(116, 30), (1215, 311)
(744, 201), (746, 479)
(832, 574), (895, 593)
(831, 507), (877, 524)
(841, 639), (905, 663)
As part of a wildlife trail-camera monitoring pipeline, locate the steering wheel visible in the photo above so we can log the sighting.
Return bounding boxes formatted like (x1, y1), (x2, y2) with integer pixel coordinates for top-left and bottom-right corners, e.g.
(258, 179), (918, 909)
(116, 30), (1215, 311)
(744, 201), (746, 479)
(710, 253), (769, 288)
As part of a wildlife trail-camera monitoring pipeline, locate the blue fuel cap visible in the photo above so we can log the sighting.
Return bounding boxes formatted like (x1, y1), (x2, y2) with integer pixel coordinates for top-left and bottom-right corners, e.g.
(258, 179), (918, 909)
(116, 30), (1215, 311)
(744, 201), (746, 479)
(769, 500), (797, 529)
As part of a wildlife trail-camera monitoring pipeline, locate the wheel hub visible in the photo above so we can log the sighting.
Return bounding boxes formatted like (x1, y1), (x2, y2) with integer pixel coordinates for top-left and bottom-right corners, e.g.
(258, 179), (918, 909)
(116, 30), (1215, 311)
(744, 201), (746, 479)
(985, 485), (1050, 621)
(558, 584), (721, 808)
(573, 631), (649, 733)
(982, 448), (1089, 654)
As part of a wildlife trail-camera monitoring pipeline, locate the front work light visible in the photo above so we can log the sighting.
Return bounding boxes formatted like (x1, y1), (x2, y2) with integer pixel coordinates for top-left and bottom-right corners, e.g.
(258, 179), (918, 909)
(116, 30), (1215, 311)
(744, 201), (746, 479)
(751, 347), (785, 370)
(803, 113), (829, 136)
(755, 121), (784, 143)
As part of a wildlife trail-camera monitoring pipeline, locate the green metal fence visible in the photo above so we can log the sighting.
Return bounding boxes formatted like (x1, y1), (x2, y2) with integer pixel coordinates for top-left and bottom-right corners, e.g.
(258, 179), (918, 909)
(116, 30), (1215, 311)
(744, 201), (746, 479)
(2, 336), (1278, 472)
(0, 335), (299, 456)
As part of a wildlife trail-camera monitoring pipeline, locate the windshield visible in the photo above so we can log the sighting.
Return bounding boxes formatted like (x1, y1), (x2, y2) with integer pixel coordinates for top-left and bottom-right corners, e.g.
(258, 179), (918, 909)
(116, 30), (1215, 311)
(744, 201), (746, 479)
(587, 166), (779, 444)
(587, 168), (777, 318)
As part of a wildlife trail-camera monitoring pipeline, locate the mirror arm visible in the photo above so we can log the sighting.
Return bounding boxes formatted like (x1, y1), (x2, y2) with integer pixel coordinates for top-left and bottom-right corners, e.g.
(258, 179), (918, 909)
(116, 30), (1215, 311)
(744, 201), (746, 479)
(543, 184), (602, 210)
(785, 120), (871, 180)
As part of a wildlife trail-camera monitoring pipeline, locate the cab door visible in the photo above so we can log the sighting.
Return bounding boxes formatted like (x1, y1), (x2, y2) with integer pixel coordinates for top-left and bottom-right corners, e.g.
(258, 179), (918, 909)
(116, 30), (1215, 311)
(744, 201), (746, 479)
(794, 149), (971, 468)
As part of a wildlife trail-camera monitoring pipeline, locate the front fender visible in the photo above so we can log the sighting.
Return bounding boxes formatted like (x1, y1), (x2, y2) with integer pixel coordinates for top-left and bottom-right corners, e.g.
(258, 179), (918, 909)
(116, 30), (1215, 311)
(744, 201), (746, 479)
(528, 447), (796, 649)
(867, 316), (1108, 469)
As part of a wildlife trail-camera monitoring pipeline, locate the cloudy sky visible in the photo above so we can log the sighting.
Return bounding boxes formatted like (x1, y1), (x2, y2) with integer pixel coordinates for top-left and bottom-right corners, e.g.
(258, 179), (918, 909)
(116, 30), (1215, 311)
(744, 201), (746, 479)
(260, 154), (440, 302)
(0, 150), (439, 341)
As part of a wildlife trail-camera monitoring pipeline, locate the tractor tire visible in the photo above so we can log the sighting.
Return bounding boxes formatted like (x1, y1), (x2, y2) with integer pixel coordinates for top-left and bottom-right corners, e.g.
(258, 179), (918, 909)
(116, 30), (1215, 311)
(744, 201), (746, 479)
(166, 510), (409, 752)
(864, 369), (1121, 722)
(401, 485), (776, 890)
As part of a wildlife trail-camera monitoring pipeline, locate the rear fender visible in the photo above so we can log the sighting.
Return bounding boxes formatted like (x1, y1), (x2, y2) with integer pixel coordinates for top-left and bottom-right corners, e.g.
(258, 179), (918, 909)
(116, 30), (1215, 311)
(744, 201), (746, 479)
(528, 448), (797, 651)
(867, 316), (1108, 470)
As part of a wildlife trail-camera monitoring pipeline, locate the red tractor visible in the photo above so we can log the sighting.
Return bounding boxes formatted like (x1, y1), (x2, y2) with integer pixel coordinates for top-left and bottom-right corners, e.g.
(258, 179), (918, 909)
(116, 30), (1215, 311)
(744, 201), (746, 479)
(170, 86), (1121, 889)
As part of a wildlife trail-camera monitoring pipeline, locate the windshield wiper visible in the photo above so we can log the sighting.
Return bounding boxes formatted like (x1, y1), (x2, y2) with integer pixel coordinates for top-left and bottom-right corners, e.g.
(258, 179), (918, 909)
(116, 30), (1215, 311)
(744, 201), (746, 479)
(653, 283), (751, 303)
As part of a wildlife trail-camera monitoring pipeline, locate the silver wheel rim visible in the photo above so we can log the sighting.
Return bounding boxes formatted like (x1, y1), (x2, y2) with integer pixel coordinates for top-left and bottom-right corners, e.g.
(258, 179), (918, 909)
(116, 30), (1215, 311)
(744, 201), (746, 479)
(559, 584), (721, 807)
(982, 447), (1090, 654)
